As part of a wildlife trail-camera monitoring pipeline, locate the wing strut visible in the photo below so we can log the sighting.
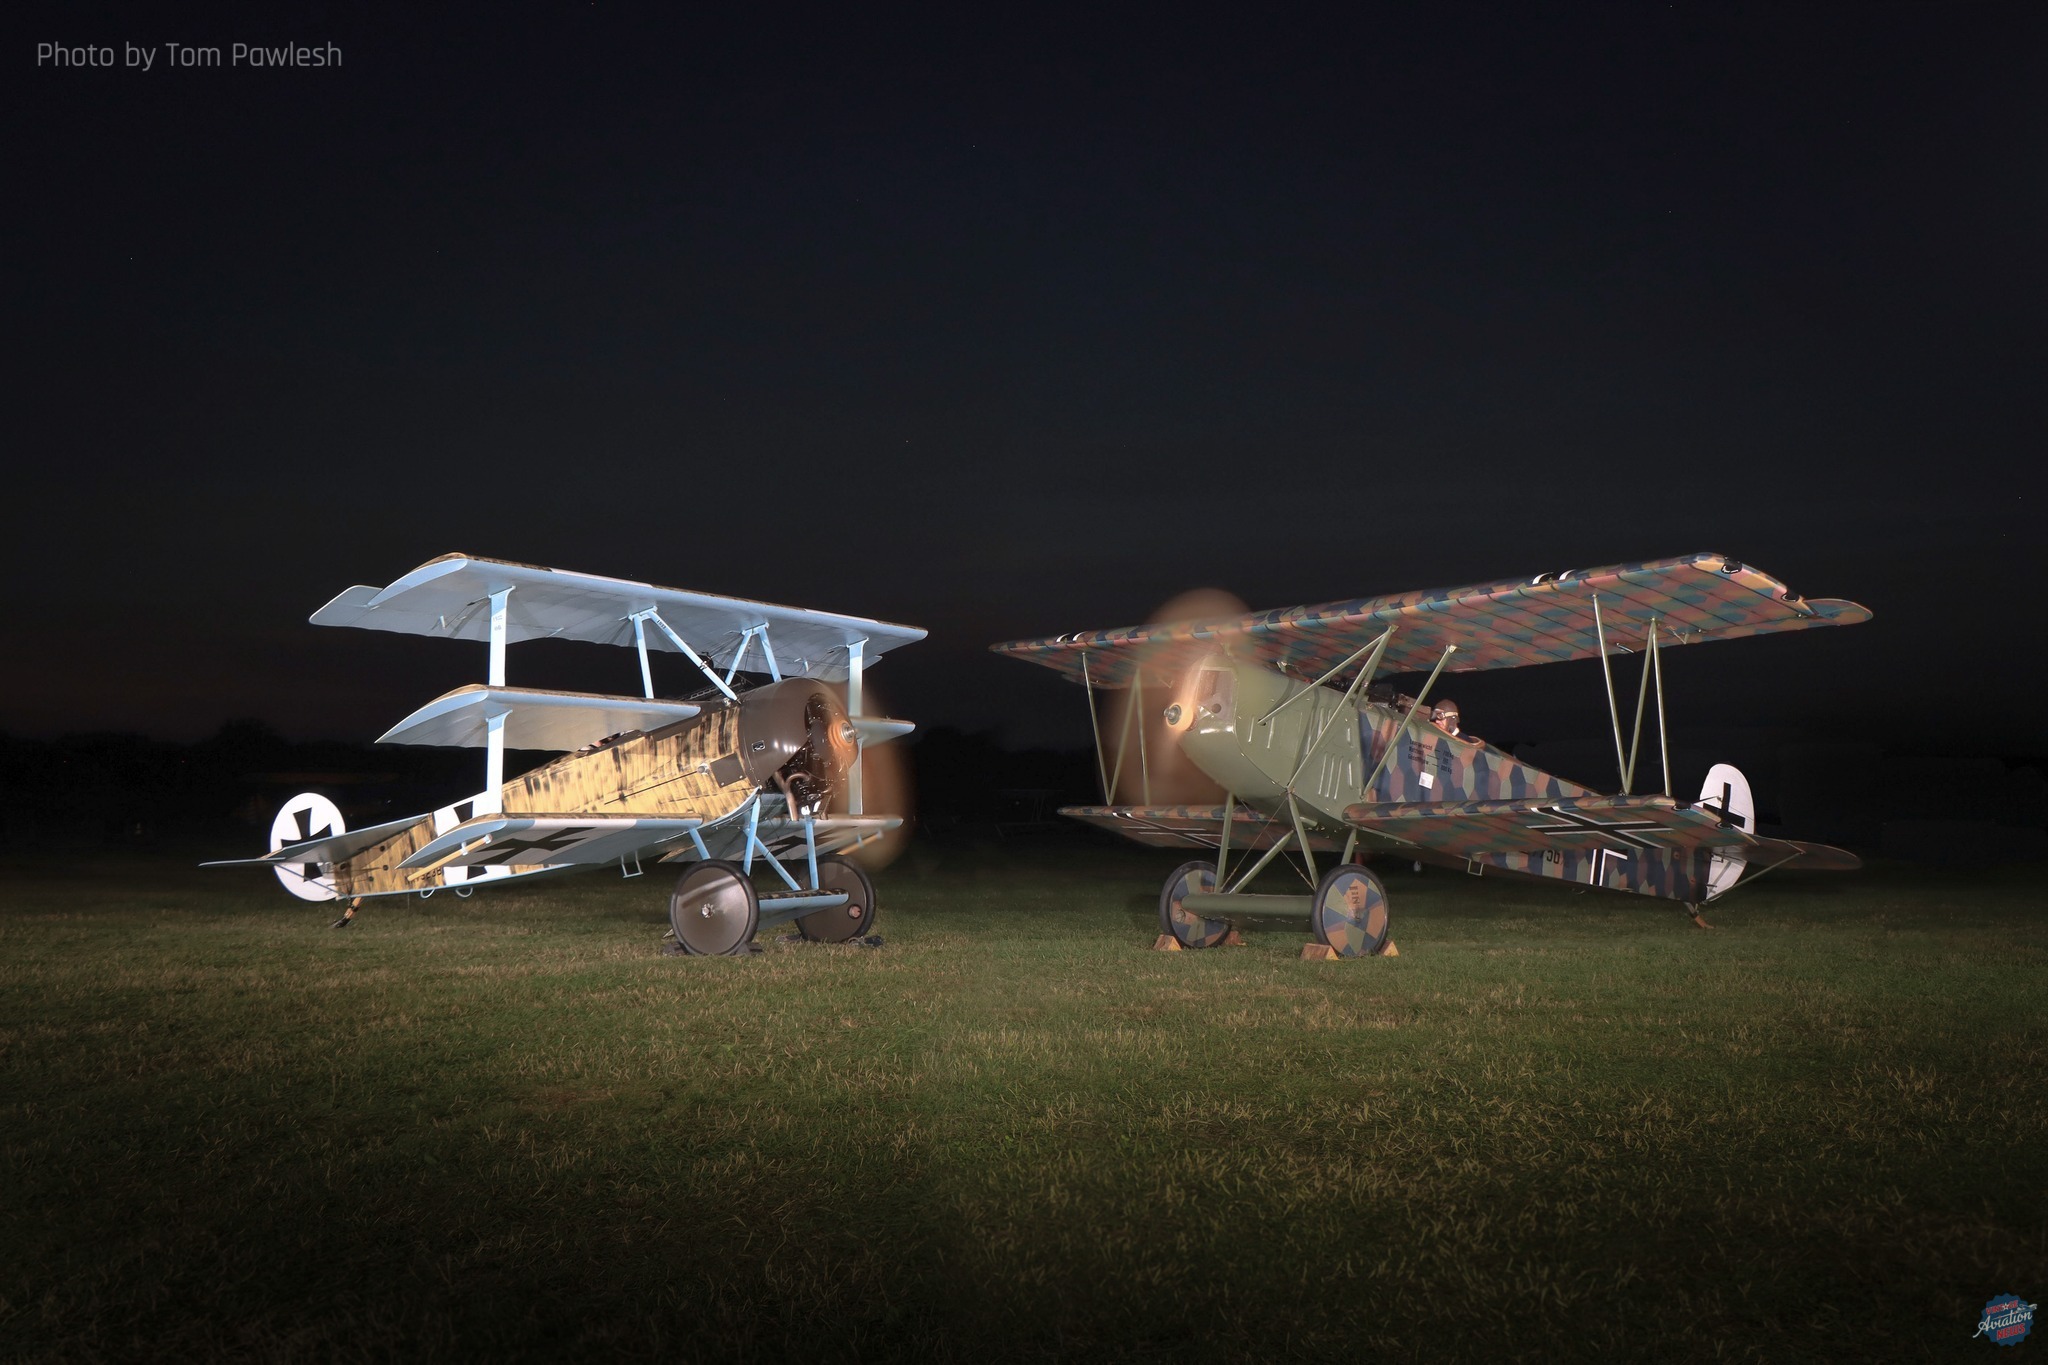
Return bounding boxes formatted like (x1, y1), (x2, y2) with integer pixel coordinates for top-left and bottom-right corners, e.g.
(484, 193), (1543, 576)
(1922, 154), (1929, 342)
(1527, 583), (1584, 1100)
(846, 638), (866, 814)
(631, 608), (738, 701)
(1357, 645), (1458, 798)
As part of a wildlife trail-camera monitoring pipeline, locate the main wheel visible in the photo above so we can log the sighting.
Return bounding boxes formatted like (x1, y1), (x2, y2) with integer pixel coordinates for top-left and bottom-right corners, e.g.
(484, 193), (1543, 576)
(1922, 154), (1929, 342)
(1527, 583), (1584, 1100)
(796, 856), (877, 942)
(1159, 859), (1232, 949)
(669, 860), (760, 956)
(1311, 863), (1391, 958)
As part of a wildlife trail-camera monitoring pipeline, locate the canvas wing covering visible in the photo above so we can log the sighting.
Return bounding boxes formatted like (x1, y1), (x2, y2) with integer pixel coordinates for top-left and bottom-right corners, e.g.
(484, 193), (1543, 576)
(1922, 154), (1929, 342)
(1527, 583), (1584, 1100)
(992, 553), (1870, 688)
(1340, 794), (1859, 872)
(312, 554), (925, 681)
(1341, 795), (1755, 856)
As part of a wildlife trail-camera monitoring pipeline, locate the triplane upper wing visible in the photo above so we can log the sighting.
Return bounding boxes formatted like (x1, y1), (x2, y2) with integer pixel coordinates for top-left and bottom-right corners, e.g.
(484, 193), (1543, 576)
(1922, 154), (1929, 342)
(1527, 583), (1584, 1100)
(312, 553), (923, 682)
(994, 552), (1869, 688)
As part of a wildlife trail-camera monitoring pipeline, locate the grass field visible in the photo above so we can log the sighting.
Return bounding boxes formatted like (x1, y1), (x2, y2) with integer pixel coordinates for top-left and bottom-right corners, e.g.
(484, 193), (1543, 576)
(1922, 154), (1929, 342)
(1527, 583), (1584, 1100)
(2, 834), (2043, 1362)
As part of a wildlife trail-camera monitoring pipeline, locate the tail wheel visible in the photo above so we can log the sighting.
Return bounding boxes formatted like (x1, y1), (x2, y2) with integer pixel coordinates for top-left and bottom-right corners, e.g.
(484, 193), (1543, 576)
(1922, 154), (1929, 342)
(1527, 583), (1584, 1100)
(1159, 859), (1232, 948)
(796, 856), (876, 942)
(669, 860), (760, 956)
(1311, 863), (1391, 958)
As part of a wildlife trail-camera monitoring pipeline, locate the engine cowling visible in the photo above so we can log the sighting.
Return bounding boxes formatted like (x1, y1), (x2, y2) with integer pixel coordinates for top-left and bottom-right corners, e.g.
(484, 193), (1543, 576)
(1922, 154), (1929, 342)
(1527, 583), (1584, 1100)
(736, 679), (858, 814)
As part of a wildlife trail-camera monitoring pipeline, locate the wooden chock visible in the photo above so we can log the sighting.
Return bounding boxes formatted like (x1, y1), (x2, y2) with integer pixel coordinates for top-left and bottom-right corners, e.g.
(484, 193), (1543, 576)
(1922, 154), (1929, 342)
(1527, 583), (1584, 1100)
(1221, 929), (1247, 947)
(1152, 934), (1183, 952)
(1300, 943), (1339, 961)
(1379, 940), (1400, 957)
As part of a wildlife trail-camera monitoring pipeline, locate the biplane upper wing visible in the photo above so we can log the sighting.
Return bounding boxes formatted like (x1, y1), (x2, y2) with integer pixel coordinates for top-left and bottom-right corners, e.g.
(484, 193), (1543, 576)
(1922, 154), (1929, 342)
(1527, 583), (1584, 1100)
(992, 553), (1870, 687)
(312, 553), (925, 680)
(1339, 794), (1860, 871)
(1062, 804), (1347, 852)
(377, 685), (702, 750)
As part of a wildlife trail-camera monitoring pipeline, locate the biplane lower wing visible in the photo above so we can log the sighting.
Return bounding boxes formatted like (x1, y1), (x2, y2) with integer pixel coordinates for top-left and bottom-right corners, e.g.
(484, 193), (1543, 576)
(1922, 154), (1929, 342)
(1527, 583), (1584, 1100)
(399, 814), (704, 870)
(1340, 795), (1860, 872)
(1341, 795), (1753, 856)
(1062, 804), (1347, 852)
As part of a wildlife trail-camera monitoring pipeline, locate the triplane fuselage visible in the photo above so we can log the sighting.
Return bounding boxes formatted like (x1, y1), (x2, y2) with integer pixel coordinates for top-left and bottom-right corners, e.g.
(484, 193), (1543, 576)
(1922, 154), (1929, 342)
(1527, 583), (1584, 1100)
(208, 554), (923, 955)
(993, 553), (1871, 956)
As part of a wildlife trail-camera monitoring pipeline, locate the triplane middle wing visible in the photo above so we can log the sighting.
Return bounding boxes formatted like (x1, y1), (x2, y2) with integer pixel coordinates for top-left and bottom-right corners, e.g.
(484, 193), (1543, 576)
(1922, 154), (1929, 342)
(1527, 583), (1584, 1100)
(993, 553), (1870, 956)
(208, 554), (924, 955)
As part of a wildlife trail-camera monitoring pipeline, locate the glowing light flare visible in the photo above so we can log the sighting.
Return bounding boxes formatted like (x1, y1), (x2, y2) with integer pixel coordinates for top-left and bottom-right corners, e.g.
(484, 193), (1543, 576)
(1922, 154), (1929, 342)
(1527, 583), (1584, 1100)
(1101, 588), (1246, 805)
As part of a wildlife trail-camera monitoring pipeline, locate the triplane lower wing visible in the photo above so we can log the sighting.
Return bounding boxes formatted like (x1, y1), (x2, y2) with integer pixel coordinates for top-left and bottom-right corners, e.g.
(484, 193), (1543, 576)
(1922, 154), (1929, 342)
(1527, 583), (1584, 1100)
(992, 553), (1869, 956)
(206, 554), (923, 954)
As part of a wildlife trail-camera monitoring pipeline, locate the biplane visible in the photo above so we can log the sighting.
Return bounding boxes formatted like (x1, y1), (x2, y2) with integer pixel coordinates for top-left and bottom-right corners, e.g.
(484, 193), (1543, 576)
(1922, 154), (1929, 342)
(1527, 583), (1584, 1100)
(992, 554), (1870, 956)
(205, 555), (923, 955)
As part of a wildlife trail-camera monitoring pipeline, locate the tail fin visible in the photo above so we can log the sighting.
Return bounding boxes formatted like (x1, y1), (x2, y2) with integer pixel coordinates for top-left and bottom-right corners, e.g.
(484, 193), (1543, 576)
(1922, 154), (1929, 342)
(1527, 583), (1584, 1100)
(269, 793), (346, 902)
(1697, 763), (1754, 900)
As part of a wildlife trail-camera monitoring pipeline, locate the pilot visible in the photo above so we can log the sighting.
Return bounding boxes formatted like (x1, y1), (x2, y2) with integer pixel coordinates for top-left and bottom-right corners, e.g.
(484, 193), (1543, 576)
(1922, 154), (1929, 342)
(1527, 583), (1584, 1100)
(1431, 700), (1463, 738)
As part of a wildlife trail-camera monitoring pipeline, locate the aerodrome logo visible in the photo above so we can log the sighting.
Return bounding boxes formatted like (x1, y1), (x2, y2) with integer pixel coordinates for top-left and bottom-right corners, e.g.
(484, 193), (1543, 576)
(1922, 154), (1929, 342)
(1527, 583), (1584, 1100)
(1975, 1294), (2035, 1347)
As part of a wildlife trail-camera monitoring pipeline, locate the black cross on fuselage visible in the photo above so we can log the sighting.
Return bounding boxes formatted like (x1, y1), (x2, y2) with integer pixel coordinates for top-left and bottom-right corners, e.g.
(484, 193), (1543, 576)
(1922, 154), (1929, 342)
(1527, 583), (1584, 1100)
(472, 826), (597, 865)
(1523, 806), (1669, 851)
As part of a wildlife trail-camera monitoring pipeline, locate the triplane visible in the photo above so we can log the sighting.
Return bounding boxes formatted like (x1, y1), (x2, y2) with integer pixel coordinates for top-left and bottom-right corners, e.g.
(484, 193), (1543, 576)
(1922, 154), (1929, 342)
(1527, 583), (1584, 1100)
(206, 554), (923, 954)
(992, 554), (1870, 956)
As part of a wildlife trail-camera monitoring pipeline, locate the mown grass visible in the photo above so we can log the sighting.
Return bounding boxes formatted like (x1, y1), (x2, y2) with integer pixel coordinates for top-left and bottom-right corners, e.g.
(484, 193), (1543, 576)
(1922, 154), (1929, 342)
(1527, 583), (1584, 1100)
(2, 835), (2043, 1362)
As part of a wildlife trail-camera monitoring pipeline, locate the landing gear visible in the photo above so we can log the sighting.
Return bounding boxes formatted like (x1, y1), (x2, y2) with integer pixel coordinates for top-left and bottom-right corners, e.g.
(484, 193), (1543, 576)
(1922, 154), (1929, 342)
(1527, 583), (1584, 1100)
(796, 856), (877, 942)
(1685, 902), (1715, 929)
(669, 860), (761, 956)
(1311, 864), (1391, 958)
(1159, 860), (1233, 949)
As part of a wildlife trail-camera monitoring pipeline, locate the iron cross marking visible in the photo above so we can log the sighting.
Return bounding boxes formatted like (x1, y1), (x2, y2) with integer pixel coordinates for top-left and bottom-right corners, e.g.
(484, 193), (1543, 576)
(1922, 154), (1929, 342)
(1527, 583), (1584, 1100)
(293, 805), (336, 880)
(1524, 806), (1669, 851)
(473, 826), (603, 865)
(1696, 782), (1748, 829)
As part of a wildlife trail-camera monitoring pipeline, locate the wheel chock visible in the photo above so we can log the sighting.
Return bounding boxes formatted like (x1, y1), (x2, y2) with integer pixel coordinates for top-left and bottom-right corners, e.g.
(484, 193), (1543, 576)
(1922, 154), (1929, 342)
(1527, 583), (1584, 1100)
(1301, 939), (1399, 961)
(1152, 934), (1182, 952)
(1221, 929), (1247, 946)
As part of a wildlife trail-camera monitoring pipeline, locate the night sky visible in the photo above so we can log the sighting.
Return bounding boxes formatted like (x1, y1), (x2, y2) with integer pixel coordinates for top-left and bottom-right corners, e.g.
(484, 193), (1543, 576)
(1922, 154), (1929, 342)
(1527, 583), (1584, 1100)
(10, 4), (2045, 756)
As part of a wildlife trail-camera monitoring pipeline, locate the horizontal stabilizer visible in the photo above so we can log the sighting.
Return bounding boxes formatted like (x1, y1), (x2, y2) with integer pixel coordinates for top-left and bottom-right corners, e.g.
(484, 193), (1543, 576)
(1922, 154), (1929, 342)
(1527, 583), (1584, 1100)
(993, 553), (1870, 688)
(312, 554), (924, 681)
(1341, 794), (1757, 856)
(399, 814), (704, 870)
(1754, 838), (1862, 872)
(1062, 804), (1347, 852)
(199, 814), (427, 869)
(377, 686), (703, 750)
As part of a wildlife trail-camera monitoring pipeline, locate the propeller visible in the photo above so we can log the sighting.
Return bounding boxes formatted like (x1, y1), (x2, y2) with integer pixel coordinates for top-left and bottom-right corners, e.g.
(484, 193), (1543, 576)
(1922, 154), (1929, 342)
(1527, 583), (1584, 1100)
(1099, 588), (1245, 806)
(830, 677), (913, 871)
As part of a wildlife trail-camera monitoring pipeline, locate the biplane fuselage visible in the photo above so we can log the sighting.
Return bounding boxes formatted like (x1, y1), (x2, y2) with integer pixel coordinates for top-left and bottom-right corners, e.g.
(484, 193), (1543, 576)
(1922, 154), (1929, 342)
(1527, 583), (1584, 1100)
(1163, 651), (1715, 901)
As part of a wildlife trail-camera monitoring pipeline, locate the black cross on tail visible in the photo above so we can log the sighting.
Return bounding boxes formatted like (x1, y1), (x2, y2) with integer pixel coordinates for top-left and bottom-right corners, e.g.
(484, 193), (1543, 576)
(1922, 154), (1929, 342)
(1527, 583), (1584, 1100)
(1697, 782), (1749, 829)
(294, 806), (336, 883)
